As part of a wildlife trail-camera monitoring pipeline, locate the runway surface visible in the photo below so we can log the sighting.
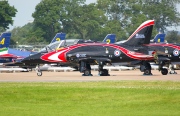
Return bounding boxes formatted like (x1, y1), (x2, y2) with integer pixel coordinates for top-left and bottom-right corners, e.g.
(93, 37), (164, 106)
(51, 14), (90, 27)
(0, 70), (180, 82)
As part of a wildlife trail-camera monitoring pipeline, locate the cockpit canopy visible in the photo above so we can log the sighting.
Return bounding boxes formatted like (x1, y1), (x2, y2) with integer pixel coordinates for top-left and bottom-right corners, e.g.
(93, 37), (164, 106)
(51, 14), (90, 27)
(40, 39), (97, 52)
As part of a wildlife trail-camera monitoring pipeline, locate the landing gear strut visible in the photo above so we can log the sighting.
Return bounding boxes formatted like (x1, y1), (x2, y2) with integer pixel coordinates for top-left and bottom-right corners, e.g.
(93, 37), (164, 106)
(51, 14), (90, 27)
(79, 61), (93, 76)
(98, 62), (110, 76)
(36, 64), (42, 76)
(140, 61), (152, 75)
(79, 61), (110, 76)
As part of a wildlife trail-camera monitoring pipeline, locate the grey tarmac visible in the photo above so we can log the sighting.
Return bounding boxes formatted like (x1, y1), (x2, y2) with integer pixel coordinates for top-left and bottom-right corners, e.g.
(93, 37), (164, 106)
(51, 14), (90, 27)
(0, 70), (180, 82)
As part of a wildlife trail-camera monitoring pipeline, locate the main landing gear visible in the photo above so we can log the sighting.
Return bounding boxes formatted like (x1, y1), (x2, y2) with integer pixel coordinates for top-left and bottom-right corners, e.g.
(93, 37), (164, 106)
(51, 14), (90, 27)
(140, 61), (152, 75)
(36, 64), (42, 76)
(140, 61), (170, 76)
(98, 62), (110, 76)
(79, 61), (93, 76)
(79, 61), (110, 76)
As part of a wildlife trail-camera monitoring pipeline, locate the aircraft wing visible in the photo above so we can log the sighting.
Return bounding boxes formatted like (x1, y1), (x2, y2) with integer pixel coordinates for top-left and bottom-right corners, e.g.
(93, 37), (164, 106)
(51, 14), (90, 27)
(0, 54), (18, 58)
(158, 56), (170, 61)
(74, 57), (111, 65)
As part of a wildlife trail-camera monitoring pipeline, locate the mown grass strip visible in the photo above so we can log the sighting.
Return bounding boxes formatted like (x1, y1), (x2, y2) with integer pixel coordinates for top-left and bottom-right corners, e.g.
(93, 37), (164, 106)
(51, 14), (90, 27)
(0, 81), (179, 116)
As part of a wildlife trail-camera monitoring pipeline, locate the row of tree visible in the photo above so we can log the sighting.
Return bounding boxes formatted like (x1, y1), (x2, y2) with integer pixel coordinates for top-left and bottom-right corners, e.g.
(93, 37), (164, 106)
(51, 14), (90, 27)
(1, 0), (180, 44)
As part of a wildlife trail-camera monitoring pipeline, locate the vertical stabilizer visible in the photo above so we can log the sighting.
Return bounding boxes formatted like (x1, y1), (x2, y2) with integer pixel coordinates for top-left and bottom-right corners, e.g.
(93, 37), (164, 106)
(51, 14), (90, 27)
(0, 32), (11, 48)
(102, 34), (116, 44)
(153, 33), (165, 43)
(50, 33), (66, 43)
(124, 20), (154, 46)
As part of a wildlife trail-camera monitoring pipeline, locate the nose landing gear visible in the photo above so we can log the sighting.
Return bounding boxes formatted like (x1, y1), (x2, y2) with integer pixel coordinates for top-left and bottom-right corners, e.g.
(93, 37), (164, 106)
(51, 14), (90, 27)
(80, 61), (93, 76)
(36, 64), (42, 76)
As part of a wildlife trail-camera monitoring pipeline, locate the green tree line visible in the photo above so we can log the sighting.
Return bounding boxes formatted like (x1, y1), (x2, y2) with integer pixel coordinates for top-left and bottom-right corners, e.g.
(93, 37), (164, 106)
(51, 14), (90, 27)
(1, 0), (180, 44)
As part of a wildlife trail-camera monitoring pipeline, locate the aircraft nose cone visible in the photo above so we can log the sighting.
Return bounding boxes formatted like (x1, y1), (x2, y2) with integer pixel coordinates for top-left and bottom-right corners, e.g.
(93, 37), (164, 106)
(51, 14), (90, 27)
(21, 52), (45, 64)
(41, 52), (53, 62)
(41, 49), (67, 62)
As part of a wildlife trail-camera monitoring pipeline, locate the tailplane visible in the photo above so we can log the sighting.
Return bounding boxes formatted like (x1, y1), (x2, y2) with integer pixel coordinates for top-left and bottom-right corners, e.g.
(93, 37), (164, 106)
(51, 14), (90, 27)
(50, 33), (66, 43)
(0, 32), (11, 48)
(102, 34), (116, 44)
(124, 20), (154, 46)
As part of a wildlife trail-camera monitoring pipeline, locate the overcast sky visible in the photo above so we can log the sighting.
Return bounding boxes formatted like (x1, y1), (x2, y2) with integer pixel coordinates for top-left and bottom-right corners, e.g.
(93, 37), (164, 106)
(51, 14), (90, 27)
(8, 0), (97, 30)
(7, 0), (180, 31)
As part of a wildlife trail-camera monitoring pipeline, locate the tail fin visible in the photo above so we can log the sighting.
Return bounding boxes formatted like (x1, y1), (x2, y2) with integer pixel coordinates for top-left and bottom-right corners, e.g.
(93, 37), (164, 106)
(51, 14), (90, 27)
(124, 20), (154, 46)
(102, 34), (116, 44)
(153, 33), (165, 43)
(0, 32), (11, 48)
(50, 33), (66, 43)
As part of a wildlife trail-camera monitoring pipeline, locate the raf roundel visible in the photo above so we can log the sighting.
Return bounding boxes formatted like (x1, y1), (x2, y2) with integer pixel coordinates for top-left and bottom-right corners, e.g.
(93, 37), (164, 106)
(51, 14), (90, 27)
(173, 49), (180, 56)
(76, 54), (80, 57)
(114, 50), (121, 57)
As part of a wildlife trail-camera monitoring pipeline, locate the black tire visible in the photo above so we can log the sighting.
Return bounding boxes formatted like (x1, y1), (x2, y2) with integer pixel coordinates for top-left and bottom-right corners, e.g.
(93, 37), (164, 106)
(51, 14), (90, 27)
(83, 69), (91, 76)
(144, 69), (152, 75)
(161, 68), (168, 75)
(100, 69), (109, 76)
(37, 71), (42, 76)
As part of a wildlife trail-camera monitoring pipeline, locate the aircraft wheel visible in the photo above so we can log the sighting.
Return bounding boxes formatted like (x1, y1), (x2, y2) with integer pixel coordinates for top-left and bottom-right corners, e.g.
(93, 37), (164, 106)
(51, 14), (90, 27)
(37, 71), (42, 76)
(83, 69), (92, 76)
(161, 68), (168, 75)
(103, 69), (110, 76)
(143, 69), (152, 75)
(100, 69), (110, 76)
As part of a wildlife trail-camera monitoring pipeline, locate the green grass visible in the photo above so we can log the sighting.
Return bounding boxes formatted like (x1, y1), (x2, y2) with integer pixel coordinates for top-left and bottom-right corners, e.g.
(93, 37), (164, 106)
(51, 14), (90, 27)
(0, 81), (180, 116)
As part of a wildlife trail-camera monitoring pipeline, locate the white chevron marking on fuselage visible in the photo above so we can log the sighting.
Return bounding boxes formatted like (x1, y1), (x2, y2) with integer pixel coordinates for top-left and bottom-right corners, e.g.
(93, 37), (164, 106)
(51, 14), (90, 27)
(48, 50), (66, 61)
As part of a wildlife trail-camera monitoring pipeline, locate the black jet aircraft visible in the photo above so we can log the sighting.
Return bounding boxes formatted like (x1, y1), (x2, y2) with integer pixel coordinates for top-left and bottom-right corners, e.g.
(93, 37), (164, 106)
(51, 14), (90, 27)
(41, 20), (154, 76)
(20, 34), (116, 76)
(41, 20), (180, 76)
